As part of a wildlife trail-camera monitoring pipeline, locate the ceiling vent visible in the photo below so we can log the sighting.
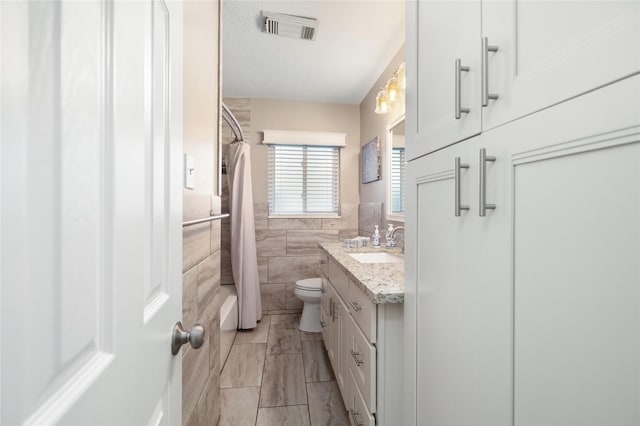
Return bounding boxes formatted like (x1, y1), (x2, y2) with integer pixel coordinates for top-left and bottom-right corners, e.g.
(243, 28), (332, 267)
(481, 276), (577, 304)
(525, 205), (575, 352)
(262, 11), (318, 41)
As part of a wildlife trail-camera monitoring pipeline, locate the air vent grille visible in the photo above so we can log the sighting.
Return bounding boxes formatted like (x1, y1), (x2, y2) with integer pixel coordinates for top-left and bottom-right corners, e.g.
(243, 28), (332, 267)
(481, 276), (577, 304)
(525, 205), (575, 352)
(262, 11), (318, 41)
(301, 26), (315, 40)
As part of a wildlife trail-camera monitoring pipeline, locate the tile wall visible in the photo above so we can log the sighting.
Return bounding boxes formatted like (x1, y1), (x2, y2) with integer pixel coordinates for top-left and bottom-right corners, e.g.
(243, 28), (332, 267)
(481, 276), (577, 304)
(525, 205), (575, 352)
(221, 201), (359, 314)
(358, 202), (384, 238)
(359, 201), (405, 249)
(182, 192), (223, 425)
(252, 203), (358, 313)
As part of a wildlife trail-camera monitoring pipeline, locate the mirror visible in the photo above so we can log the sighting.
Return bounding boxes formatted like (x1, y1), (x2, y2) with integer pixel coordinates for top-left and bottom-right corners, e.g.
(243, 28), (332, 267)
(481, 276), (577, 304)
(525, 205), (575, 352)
(386, 116), (405, 222)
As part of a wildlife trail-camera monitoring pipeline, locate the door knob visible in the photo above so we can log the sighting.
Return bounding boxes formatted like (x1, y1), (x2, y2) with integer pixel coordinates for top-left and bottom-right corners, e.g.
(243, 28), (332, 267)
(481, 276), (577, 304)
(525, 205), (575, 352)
(171, 321), (205, 355)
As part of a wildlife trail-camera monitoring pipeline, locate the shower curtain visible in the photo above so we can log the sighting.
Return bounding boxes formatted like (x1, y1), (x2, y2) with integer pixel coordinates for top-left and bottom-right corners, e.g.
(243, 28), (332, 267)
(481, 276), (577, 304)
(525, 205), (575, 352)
(226, 142), (262, 329)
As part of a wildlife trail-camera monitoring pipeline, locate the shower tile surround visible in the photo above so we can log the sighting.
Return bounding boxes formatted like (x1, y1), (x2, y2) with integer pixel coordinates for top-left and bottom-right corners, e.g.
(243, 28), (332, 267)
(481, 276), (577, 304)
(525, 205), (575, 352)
(219, 314), (349, 426)
(182, 192), (224, 425)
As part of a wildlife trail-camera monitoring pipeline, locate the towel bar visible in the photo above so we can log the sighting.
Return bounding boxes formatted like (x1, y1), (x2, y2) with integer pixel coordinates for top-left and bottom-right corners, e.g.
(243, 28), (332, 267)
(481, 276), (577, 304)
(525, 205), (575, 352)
(182, 212), (230, 227)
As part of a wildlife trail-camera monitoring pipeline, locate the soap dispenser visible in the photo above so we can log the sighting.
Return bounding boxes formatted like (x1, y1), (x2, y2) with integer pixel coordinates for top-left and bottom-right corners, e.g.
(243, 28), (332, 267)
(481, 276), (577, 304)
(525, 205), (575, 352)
(386, 223), (396, 247)
(372, 225), (381, 248)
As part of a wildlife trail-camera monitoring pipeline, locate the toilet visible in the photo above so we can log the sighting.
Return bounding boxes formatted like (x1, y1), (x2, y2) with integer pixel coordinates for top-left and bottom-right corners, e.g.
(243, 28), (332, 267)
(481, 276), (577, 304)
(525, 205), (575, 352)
(294, 277), (323, 332)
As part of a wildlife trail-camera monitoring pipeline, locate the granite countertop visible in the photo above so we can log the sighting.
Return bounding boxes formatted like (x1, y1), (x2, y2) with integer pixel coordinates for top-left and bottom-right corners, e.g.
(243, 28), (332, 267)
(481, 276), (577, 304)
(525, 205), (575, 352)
(319, 242), (404, 304)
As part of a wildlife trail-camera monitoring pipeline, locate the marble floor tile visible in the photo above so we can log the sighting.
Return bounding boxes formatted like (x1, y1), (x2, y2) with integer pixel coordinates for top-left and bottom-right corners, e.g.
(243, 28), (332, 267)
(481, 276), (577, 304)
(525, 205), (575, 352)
(300, 331), (323, 341)
(220, 343), (266, 388)
(270, 313), (301, 329)
(235, 315), (271, 344)
(220, 387), (260, 426)
(302, 340), (334, 383)
(307, 381), (349, 426)
(267, 327), (302, 355)
(256, 405), (311, 426)
(260, 354), (307, 407)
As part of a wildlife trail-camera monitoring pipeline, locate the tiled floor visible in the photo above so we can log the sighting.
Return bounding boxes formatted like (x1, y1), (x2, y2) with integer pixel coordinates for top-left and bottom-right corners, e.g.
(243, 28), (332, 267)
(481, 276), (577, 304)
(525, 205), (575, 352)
(220, 314), (350, 426)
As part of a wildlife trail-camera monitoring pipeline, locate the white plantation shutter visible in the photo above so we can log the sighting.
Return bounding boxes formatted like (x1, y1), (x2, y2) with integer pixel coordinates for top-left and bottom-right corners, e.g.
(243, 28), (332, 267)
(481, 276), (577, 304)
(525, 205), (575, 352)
(268, 145), (340, 215)
(391, 147), (405, 213)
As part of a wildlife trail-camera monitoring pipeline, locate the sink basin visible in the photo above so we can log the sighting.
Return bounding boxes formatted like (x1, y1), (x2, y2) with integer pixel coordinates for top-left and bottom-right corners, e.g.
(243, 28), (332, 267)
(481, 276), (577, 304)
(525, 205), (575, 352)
(348, 252), (403, 264)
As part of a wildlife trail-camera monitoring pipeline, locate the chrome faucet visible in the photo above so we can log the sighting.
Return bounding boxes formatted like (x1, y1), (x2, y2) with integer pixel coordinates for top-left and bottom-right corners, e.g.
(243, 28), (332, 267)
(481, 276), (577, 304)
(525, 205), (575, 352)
(389, 225), (404, 239)
(388, 226), (405, 253)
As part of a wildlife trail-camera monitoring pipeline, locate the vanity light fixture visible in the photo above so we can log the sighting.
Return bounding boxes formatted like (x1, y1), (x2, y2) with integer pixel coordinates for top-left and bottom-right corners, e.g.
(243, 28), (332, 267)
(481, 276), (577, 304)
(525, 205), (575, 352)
(375, 90), (390, 114)
(386, 76), (399, 102)
(374, 60), (406, 114)
(397, 62), (406, 90)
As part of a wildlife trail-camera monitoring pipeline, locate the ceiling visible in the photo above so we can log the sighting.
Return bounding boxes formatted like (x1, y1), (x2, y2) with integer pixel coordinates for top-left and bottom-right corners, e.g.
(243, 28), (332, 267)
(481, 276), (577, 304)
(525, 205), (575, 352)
(221, 0), (406, 105)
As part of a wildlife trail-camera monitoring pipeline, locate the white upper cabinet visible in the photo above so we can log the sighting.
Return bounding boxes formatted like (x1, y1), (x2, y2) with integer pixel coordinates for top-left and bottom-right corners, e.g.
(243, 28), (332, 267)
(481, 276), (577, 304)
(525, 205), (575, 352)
(407, 0), (640, 161)
(482, 0), (640, 131)
(406, 0), (481, 160)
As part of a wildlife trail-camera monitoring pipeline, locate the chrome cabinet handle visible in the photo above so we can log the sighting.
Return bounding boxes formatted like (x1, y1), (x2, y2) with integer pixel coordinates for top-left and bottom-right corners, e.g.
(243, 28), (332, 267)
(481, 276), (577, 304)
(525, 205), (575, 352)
(350, 408), (364, 426)
(455, 157), (470, 216)
(350, 349), (365, 367)
(482, 37), (499, 106)
(171, 322), (205, 355)
(348, 300), (362, 312)
(479, 148), (496, 216)
(455, 59), (470, 119)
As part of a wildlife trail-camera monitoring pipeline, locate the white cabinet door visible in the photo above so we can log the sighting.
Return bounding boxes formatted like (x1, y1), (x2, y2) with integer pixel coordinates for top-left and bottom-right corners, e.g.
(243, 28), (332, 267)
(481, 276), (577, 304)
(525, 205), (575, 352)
(497, 75), (640, 425)
(482, 0), (640, 131)
(406, 136), (511, 426)
(406, 0), (481, 160)
(1, 1), (184, 424)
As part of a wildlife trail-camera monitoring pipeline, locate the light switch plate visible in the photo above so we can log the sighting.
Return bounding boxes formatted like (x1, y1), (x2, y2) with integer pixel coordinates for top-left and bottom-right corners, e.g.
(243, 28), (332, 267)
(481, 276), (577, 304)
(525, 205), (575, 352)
(184, 154), (195, 189)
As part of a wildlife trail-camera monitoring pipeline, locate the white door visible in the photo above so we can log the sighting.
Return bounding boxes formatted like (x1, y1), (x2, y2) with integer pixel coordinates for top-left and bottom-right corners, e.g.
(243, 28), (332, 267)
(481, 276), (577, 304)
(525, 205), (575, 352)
(482, 0), (640, 131)
(406, 0), (481, 160)
(1, 1), (185, 425)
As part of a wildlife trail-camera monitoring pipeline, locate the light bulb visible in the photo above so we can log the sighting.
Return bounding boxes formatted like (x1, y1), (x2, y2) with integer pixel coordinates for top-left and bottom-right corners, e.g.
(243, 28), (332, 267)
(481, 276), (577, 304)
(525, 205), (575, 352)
(386, 77), (399, 102)
(375, 90), (390, 114)
(397, 62), (406, 90)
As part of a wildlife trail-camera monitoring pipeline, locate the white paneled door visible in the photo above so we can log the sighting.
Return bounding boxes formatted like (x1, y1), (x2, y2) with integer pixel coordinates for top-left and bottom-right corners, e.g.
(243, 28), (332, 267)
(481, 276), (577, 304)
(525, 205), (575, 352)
(1, 1), (183, 425)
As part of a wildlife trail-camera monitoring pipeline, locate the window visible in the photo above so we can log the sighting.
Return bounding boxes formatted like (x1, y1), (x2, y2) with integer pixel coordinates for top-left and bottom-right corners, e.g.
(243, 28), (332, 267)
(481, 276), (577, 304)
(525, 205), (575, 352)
(391, 147), (405, 214)
(268, 144), (340, 215)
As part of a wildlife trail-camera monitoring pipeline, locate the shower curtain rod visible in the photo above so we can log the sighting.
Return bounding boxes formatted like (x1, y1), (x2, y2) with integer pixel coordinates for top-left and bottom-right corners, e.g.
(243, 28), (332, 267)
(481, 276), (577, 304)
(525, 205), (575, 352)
(221, 103), (245, 143)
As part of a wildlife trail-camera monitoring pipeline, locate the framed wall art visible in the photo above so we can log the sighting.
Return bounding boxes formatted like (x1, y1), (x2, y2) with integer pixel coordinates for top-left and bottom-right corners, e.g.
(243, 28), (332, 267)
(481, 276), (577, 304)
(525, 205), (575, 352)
(361, 136), (381, 184)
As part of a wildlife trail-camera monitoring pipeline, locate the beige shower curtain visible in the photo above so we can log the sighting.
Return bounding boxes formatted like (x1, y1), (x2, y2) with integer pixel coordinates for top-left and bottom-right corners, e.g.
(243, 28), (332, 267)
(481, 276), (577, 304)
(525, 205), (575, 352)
(226, 142), (262, 329)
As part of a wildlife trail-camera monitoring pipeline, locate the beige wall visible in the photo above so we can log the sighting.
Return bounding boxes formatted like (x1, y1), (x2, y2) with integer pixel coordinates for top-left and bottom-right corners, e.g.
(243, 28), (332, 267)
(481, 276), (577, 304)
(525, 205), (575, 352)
(245, 98), (361, 205)
(359, 45), (406, 219)
(182, 1), (222, 425)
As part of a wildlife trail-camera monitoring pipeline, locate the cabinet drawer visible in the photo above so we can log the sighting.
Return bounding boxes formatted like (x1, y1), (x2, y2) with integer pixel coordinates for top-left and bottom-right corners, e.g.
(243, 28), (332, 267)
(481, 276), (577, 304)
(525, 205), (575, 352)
(328, 258), (348, 297)
(348, 280), (377, 343)
(348, 315), (377, 413)
(348, 369), (375, 426)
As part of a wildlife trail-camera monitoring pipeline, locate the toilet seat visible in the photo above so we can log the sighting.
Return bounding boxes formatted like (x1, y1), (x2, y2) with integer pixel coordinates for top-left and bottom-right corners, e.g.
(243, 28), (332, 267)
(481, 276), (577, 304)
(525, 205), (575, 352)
(295, 277), (322, 292)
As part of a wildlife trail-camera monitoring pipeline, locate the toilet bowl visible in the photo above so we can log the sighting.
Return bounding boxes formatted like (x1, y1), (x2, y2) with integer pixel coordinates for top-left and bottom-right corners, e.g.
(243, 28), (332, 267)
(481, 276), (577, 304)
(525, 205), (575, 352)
(294, 277), (322, 332)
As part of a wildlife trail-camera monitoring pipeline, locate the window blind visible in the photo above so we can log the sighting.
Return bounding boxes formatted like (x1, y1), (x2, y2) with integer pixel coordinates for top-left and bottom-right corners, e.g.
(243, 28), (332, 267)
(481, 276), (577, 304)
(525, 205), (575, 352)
(268, 145), (340, 215)
(391, 147), (405, 214)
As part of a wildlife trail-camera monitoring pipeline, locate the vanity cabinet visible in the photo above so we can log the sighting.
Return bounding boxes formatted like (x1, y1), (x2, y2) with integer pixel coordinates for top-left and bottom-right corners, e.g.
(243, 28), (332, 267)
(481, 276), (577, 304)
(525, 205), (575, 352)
(406, 0), (640, 160)
(405, 75), (640, 425)
(320, 252), (404, 426)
